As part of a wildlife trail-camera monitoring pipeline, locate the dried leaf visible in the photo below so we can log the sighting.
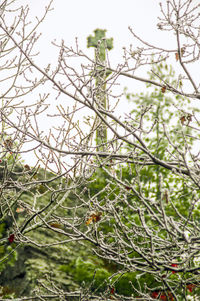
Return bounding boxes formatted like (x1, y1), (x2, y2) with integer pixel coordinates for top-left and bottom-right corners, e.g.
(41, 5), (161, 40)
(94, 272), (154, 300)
(8, 234), (15, 244)
(86, 212), (102, 225)
(187, 284), (195, 293)
(4, 139), (13, 149)
(180, 116), (186, 125)
(171, 263), (178, 274)
(152, 291), (173, 300)
(151, 291), (159, 299)
(179, 80), (183, 88)
(24, 164), (30, 170)
(181, 47), (185, 56)
(187, 114), (192, 124)
(49, 223), (62, 229)
(162, 190), (169, 203)
(16, 207), (25, 213)
(37, 184), (47, 194)
(92, 212), (102, 222)
(175, 52), (179, 61)
(161, 86), (166, 93)
(86, 217), (93, 225)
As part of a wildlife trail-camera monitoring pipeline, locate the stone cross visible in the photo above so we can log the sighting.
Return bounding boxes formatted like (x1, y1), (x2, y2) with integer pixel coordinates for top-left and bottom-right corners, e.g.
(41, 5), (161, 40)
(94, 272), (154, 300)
(87, 29), (113, 151)
(87, 29), (113, 61)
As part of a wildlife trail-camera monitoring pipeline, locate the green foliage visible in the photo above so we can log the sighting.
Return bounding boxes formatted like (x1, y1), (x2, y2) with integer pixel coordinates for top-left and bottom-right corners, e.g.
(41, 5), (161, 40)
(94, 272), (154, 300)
(0, 218), (18, 273)
(1, 62), (200, 300)
(60, 257), (111, 293)
(75, 257), (110, 291)
(58, 62), (200, 299)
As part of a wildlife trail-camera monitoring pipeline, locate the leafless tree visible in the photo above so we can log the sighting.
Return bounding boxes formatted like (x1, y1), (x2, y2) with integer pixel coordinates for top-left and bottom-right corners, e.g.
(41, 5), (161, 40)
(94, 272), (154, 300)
(0, 0), (200, 300)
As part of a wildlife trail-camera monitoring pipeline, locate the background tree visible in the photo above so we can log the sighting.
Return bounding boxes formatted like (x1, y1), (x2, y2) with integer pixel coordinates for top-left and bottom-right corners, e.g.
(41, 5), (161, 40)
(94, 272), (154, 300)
(0, 0), (200, 300)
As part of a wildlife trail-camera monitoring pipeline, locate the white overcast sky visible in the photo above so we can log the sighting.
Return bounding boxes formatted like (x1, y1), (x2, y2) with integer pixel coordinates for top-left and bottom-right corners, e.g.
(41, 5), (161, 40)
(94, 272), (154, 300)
(31, 0), (162, 54)
(28, 0), (200, 96)
(6, 0), (200, 101)
(29, 0), (167, 78)
(5, 0), (200, 164)
(25, 0), (174, 108)
(20, 0), (198, 126)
